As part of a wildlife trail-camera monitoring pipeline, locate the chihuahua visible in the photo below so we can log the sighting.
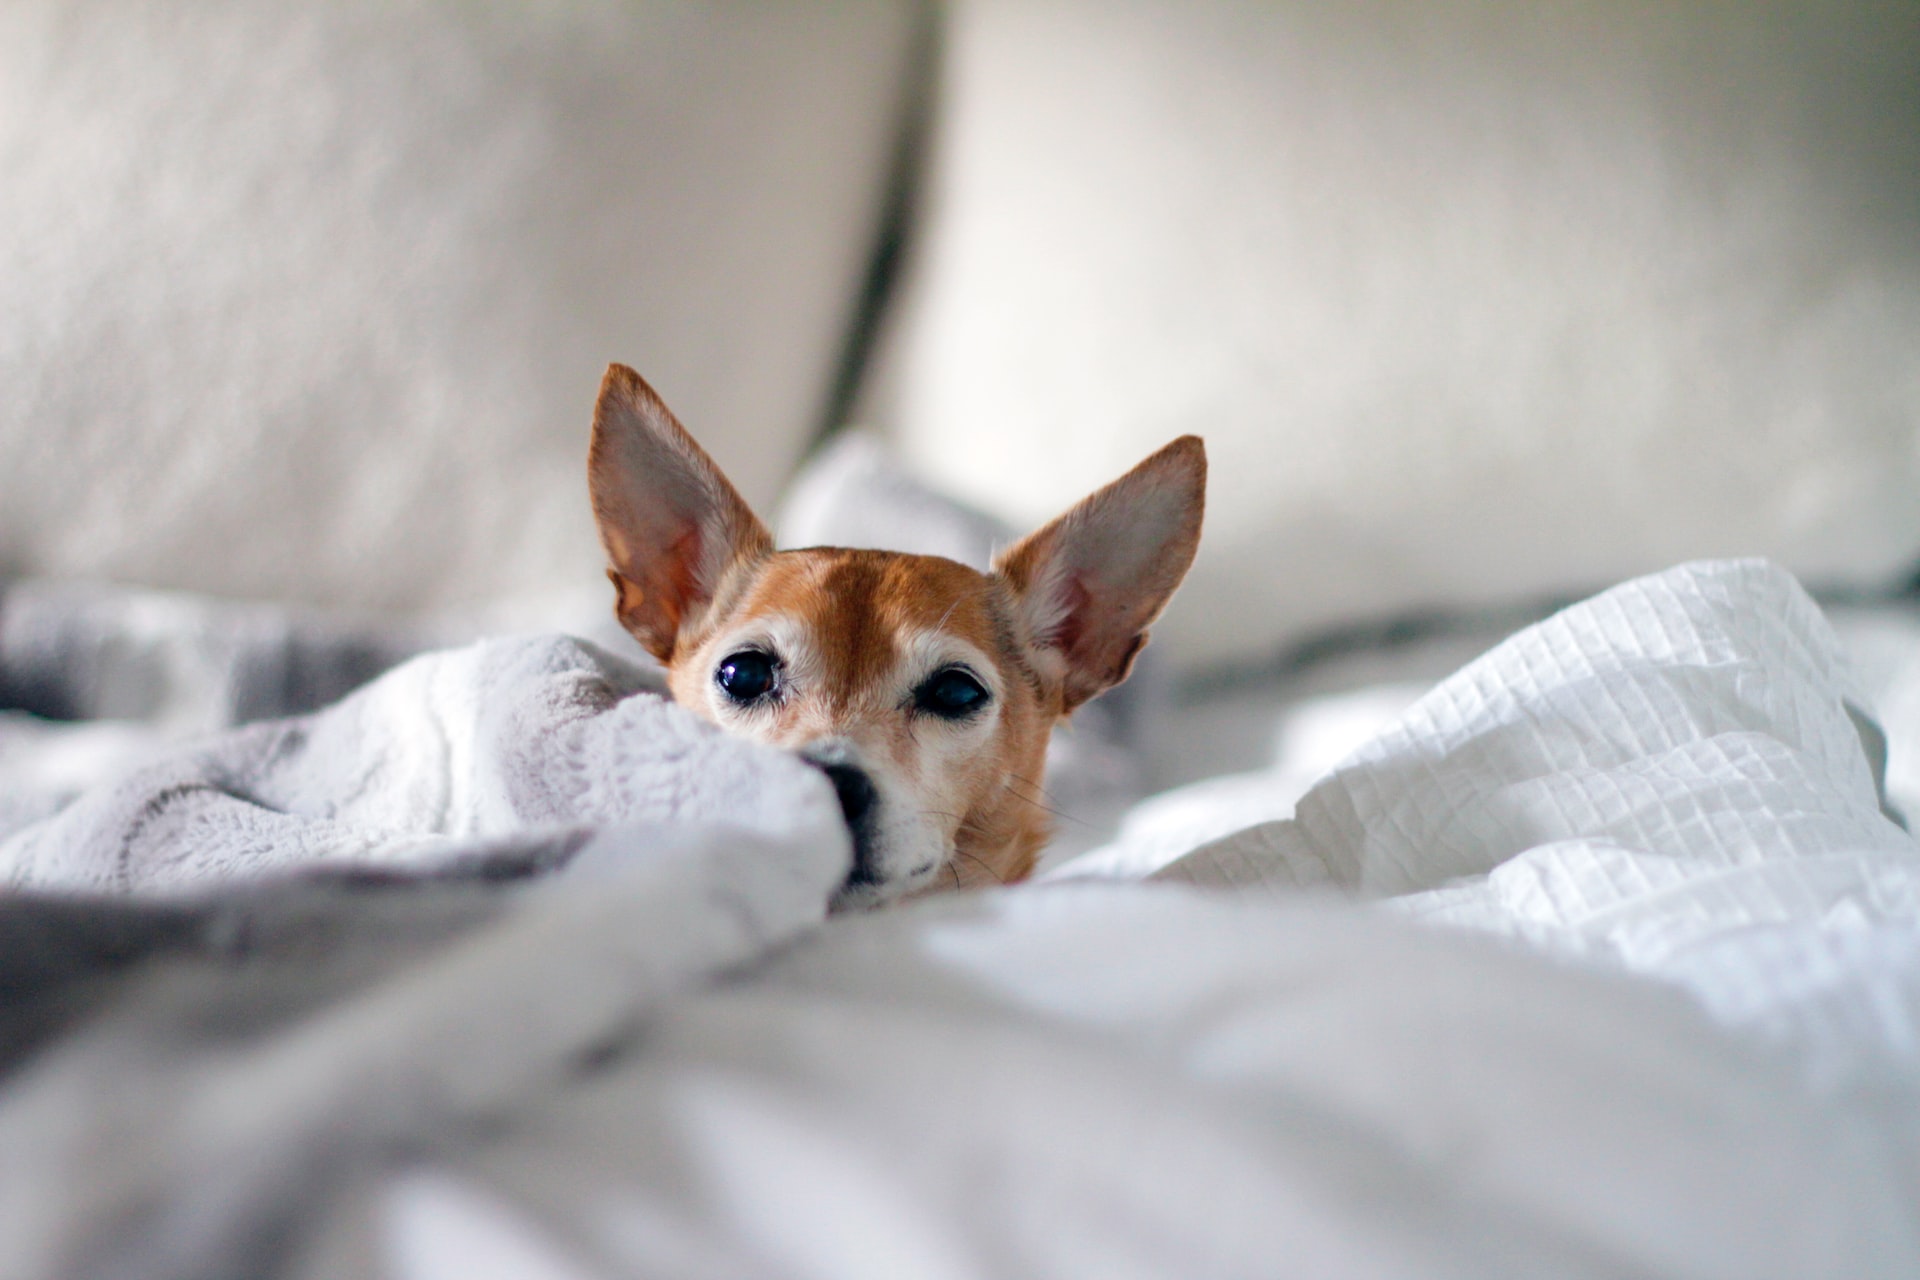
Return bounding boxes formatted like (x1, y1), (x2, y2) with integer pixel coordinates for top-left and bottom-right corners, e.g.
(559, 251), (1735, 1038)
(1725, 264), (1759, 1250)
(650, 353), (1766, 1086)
(588, 364), (1204, 909)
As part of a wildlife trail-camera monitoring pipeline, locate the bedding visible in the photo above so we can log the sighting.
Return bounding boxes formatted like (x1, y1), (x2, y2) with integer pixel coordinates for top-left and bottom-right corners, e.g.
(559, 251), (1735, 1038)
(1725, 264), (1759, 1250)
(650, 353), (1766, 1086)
(0, 630), (844, 893)
(2, 560), (1918, 1277)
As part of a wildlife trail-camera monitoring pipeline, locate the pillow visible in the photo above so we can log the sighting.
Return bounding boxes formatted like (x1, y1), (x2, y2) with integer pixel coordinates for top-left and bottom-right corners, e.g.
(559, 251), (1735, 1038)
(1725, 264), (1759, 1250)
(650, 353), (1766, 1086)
(776, 431), (1008, 572)
(0, 0), (914, 614)
(880, 0), (1920, 670)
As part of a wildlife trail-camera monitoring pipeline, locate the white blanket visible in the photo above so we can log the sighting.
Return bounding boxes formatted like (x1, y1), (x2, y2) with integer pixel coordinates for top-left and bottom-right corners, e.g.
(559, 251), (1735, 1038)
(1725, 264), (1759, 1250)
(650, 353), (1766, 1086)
(3, 561), (1917, 1278)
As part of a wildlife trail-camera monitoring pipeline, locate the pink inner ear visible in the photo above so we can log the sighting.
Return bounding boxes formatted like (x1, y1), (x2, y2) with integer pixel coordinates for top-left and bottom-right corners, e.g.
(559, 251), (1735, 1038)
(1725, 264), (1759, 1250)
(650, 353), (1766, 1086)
(666, 524), (704, 596)
(1046, 573), (1092, 654)
(613, 521), (706, 659)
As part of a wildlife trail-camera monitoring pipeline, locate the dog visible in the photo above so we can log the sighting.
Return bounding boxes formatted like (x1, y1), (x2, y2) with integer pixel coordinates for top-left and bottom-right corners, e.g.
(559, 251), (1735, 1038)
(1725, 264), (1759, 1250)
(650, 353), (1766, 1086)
(587, 364), (1205, 908)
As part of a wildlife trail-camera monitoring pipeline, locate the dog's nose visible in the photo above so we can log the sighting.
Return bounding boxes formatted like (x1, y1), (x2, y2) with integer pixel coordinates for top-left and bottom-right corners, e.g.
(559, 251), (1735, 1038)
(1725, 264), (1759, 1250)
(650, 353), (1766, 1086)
(813, 761), (879, 885)
(820, 762), (876, 829)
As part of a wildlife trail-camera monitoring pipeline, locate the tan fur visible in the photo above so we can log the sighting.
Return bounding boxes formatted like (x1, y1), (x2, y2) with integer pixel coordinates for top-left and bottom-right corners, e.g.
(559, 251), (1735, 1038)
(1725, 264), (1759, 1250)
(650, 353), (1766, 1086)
(588, 364), (1204, 907)
(663, 549), (1055, 890)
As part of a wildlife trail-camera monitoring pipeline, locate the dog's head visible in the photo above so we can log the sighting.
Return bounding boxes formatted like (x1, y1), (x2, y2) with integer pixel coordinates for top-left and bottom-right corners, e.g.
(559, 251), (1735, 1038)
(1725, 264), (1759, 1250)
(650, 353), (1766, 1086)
(588, 364), (1204, 908)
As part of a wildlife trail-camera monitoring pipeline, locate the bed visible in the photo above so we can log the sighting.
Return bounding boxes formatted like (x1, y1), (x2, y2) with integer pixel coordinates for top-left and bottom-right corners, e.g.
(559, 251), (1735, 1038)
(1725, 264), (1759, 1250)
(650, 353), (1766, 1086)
(4, 554), (1917, 1279)
(4, 3), (1919, 1277)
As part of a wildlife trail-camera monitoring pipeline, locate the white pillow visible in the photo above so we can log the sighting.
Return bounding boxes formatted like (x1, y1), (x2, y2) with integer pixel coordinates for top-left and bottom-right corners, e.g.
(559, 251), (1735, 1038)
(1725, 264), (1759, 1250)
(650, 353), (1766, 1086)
(0, 1), (914, 615)
(882, 0), (1920, 669)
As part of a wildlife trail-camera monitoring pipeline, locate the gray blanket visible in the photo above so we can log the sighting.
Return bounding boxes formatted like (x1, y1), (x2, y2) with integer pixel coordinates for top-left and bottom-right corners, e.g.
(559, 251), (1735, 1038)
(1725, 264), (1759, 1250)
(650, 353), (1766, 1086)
(0, 593), (850, 1280)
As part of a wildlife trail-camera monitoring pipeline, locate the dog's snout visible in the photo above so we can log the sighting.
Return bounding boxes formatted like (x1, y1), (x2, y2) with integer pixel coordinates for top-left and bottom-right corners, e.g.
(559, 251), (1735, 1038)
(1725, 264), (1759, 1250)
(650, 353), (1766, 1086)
(812, 760), (880, 887)
(820, 762), (876, 829)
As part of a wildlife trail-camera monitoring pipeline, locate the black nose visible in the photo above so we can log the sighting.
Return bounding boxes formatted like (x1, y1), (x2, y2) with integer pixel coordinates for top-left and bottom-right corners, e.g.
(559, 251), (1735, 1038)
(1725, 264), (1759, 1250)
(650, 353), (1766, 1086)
(816, 762), (879, 885)
(821, 762), (876, 828)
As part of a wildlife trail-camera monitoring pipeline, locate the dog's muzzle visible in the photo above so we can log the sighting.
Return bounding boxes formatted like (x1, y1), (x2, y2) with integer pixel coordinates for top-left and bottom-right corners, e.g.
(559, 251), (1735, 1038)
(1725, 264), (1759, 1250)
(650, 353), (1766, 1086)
(801, 744), (881, 889)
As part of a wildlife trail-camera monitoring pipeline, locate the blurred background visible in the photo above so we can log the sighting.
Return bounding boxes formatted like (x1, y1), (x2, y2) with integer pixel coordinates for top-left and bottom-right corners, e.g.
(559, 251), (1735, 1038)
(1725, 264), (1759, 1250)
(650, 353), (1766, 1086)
(2, 0), (1918, 765)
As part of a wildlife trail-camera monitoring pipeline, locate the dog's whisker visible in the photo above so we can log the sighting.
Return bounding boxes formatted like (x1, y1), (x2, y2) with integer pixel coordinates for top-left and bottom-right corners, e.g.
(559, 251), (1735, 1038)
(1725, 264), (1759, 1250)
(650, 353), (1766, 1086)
(952, 846), (1009, 886)
(1000, 779), (1087, 828)
(1013, 771), (1059, 802)
(1008, 771), (1071, 807)
(1005, 771), (1057, 801)
(931, 596), (964, 635)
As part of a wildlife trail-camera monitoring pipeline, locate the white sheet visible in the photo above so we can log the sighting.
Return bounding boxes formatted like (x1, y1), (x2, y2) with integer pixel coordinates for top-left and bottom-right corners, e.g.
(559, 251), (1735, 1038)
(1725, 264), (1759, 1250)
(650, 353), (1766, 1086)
(301, 560), (1920, 1277)
(343, 887), (1908, 1280)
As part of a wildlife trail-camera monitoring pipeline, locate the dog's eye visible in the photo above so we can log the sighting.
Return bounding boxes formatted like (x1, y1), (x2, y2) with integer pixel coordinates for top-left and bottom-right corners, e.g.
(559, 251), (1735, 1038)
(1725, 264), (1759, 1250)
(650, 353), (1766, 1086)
(715, 651), (778, 704)
(914, 667), (990, 720)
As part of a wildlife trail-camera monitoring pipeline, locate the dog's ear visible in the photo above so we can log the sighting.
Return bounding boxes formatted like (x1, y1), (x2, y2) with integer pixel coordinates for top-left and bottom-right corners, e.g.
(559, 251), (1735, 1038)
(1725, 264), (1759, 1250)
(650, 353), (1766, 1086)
(993, 436), (1206, 712)
(588, 364), (772, 662)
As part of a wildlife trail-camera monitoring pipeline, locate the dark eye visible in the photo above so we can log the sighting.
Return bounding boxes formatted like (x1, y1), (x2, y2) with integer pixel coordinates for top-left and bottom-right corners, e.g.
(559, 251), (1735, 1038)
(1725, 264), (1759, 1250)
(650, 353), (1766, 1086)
(715, 651), (778, 704)
(914, 667), (990, 720)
